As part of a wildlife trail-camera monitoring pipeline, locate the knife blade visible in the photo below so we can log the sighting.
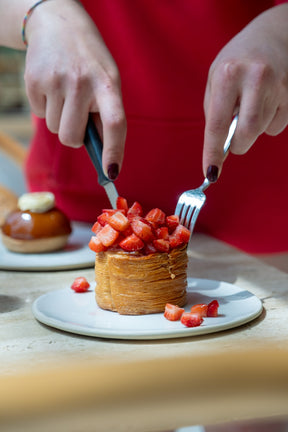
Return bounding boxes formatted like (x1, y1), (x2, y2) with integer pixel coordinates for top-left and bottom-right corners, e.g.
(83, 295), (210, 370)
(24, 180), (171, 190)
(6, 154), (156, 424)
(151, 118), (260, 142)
(84, 114), (119, 209)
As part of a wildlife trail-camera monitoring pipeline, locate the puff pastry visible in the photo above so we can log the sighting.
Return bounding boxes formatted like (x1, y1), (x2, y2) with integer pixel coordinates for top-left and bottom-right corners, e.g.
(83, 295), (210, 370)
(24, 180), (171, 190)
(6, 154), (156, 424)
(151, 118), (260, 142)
(95, 245), (188, 315)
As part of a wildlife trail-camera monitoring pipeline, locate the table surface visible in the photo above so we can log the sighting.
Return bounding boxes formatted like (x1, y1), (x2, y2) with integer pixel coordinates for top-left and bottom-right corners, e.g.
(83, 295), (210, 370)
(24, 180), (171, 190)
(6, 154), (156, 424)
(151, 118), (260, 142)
(1, 233), (288, 431)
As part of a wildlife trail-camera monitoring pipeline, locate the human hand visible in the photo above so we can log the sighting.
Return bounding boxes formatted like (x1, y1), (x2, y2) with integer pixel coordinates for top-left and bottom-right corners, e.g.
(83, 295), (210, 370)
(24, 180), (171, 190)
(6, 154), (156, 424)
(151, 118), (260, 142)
(24, 0), (126, 179)
(203, 4), (288, 181)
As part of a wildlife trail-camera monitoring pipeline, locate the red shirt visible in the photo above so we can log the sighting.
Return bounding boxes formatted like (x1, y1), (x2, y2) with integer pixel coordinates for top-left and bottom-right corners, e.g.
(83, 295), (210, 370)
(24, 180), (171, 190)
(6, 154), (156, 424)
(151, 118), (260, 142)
(25, 0), (288, 253)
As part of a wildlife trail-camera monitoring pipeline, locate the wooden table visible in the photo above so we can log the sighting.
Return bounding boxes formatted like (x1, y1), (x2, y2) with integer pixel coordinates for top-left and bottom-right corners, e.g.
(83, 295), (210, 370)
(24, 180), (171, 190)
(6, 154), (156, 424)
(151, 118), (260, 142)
(0, 233), (288, 432)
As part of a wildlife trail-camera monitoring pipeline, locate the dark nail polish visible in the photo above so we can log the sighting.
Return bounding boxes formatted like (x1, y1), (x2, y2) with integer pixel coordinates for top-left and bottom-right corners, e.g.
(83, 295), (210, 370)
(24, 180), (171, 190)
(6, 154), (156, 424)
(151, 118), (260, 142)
(206, 165), (219, 183)
(107, 163), (119, 180)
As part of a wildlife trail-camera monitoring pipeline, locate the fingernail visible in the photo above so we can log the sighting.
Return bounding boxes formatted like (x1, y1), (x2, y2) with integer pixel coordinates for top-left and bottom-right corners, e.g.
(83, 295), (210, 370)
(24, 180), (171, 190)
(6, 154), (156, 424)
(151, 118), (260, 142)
(206, 165), (219, 183)
(107, 163), (119, 180)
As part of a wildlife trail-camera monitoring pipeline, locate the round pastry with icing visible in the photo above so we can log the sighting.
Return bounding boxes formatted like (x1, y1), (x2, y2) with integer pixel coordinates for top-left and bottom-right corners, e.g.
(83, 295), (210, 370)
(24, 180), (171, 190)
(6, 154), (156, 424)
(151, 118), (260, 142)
(1, 192), (72, 253)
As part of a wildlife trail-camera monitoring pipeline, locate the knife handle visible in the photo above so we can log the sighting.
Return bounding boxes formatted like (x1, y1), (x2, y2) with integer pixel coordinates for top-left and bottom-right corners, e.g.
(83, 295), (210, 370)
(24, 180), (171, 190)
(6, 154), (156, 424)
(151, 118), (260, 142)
(84, 114), (109, 186)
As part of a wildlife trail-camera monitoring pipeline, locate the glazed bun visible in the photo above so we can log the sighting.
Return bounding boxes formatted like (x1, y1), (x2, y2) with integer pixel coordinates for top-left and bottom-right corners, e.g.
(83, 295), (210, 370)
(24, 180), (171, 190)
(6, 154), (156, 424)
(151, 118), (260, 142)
(1, 192), (72, 253)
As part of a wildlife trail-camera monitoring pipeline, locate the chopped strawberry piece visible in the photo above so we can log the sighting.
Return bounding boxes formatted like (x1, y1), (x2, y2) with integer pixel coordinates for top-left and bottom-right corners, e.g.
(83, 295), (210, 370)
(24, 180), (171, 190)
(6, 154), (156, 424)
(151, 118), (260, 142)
(207, 300), (219, 317)
(88, 235), (107, 252)
(127, 201), (143, 217)
(180, 312), (203, 328)
(97, 224), (119, 247)
(108, 211), (130, 232)
(116, 196), (129, 213)
(144, 242), (157, 255)
(166, 215), (180, 233)
(145, 208), (166, 227)
(155, 226), (169, 240)
(153, 238), (170, 253)
(71, 276), (90, 293)
(119, 233), (144, 252)
(164, 303), (185, 321)
(190, 303), (208, 318)
(169, 224), (191, 249)
(91, 221), (102, 234)
(97, 212), (110, 226)
(131, 218), (154, 242)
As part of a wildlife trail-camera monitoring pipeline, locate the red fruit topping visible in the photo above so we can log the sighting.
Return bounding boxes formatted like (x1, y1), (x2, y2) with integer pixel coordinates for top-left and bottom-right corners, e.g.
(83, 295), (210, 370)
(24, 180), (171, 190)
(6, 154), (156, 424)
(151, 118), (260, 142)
(166, 215), (180, 233)
(91, 221), (102, 234)
(155, 226), (169, 240)
(153, 238), (170, 253)
(108, 211), (130, 232)
(116, 196), (129, 213)
(127, 201), (143, 217)
(144, 242), (157, 255)
(207, 300), (219, 317)
(71, 276), (90, 293)
(190, 303), (208, 318)
(145, 208), (166, 227)
(97, 212), (110, 226)
(97, 224), (119, 247)
(88, 235), (107, 252)
(164, 303), (185, 321)
(169, 224), (191, 248)
(119, 233), (144, 252)
(131, 218), (155, 242)
(180, 312), (203, 328)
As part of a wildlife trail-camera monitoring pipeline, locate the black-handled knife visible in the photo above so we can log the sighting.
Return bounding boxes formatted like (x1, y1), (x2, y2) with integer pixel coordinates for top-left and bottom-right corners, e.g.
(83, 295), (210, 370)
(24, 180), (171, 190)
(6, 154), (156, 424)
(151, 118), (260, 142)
(84, 114), (119, 209)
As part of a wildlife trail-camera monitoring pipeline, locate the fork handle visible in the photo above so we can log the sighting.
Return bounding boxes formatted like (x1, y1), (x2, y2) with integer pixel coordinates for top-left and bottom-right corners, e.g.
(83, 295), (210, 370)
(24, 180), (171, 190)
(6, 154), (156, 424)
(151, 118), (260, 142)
(200, 115), (238, 192)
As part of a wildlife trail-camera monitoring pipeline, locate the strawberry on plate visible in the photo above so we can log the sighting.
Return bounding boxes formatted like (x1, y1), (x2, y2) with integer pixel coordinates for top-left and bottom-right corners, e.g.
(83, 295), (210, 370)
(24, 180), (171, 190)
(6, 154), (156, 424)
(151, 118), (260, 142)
(71, 276), (90, 293)
(181, 312), (204, 328)
(164, 303), (185, 321)
(207, 300), (219, 317)
(190, 303), (208, 318)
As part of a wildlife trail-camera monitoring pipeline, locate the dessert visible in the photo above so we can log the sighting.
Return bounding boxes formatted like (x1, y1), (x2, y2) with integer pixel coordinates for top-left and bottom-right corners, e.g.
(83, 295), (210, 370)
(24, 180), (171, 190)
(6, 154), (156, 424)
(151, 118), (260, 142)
(88, 197), (190, 315)
(1, 192), (72, 253)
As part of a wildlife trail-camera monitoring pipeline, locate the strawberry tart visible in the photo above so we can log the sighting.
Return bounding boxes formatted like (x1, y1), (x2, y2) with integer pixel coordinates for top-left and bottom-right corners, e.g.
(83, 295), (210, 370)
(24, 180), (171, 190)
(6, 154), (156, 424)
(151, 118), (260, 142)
(89, 197), (190, 315)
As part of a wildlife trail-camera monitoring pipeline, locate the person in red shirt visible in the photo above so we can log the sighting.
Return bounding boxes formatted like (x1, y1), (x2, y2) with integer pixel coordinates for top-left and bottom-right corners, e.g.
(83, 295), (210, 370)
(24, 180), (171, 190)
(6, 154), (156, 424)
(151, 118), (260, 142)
(1, 0), (288, 253)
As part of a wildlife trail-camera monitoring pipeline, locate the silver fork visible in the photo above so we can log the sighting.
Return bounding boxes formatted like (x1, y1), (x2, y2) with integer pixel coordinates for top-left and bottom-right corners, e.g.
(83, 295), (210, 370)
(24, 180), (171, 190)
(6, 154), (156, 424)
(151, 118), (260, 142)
(175, 115), (238, 233)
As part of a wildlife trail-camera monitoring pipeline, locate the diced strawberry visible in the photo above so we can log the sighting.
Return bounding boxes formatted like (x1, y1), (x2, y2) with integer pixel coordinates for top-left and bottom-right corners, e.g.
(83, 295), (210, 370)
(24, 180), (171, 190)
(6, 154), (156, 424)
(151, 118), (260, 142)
(153, 238), (170, 253)
(88, 235), (107, 252)
(131, 218), (154, 242)
(91, 221), (102, 234)
(122, 225), (133, 237)
(169, 224), (191, 249)
(145, 208), (166, 227)
(155, 226), (169, 240)
(119, 233), (144, 252)
(97, 224), (119, 247)
(127, 201), (143, 217)
(166, 215), (180, 233)
(164, 303), (185, 321)
(190, 303), (208, 318)
(108, 211), (130, 232)
(97, 212), (110, 226)
(207, 300), (219, 317)
(71, 276), (90, 293)
(116, 196), (129, 213)
(180, 312), (203, 328)
(144, 242), (157, 255)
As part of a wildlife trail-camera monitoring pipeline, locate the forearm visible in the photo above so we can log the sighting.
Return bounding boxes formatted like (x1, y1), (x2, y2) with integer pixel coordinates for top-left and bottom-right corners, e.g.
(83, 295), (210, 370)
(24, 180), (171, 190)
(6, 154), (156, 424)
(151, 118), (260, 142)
(0, 0), (81, 50)
(0, 0), (40, 49)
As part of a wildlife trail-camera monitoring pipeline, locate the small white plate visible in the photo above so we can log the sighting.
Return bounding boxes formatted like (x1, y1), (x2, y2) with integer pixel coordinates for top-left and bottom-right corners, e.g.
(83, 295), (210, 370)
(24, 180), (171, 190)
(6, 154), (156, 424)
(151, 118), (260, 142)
(32, 278), (263, 340)
(0, 222), (95, 271)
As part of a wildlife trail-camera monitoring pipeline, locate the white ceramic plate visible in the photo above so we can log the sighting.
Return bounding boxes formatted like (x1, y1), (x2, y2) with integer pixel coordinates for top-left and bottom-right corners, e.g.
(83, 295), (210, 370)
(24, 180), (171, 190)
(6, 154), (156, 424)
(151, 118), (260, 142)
(32, 278), (263, 340)
(0, 222), (95, 271)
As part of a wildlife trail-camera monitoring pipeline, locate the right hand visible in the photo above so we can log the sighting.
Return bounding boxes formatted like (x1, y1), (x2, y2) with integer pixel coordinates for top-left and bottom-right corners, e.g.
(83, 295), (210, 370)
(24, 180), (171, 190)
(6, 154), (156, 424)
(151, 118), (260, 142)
(24, 0), (126, 179)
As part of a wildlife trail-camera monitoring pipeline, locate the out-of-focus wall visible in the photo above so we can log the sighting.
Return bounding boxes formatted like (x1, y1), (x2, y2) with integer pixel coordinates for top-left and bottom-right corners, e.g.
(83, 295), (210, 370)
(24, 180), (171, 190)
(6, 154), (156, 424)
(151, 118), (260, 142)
(0, 47), (28, 113)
